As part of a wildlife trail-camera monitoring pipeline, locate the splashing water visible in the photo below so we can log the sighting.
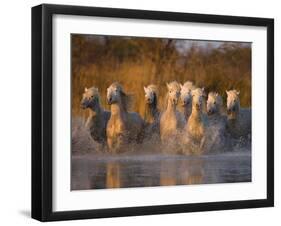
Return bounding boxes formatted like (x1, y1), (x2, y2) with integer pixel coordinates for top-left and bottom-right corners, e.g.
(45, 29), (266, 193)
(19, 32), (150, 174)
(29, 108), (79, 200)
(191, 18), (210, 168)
(71, 117), (251, 190)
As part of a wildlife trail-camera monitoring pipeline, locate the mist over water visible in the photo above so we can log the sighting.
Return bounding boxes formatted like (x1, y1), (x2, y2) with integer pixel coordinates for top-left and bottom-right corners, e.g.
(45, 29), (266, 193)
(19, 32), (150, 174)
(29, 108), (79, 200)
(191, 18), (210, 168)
(71, 118), (251, 190)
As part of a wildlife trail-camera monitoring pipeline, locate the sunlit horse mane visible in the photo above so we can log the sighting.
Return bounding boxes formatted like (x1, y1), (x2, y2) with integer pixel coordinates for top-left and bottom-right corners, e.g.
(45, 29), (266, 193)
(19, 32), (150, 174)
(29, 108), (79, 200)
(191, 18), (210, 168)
(85, 87), (100, 100)
(147, 84), (158, 95)
(111, 82), (133, 112)
(182, 81), (195, 90)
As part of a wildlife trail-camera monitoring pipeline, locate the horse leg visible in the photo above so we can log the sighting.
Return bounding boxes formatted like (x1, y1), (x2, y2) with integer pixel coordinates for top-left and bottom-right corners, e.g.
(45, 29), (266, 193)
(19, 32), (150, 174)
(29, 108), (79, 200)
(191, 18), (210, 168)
(116, 133), (127, 152)
(107, 137), (114, 153)
(137, 126), (145, 144)
(199, 136), (206, 153)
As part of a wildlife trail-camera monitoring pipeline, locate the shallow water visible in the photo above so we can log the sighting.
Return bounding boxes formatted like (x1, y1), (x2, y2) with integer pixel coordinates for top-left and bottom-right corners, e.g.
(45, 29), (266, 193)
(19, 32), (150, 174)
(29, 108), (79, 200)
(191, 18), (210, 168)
(71, 151), (251, 190)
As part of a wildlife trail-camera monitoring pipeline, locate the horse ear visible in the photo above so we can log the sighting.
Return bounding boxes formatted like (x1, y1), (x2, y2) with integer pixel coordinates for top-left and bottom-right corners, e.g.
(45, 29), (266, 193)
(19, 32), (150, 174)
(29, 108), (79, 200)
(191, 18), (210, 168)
(84, 87), (88, 92)
(180, 84), (183, 89)
(215, 92), (219, 97)
(225, 90), (229, 95)
(143, 86), (147, 93)
(236, 90), (240, 95)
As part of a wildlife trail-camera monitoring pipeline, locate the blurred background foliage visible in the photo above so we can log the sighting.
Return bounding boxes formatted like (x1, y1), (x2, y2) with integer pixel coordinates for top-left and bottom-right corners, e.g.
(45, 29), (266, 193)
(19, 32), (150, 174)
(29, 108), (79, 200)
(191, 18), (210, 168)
(72, 34), (251, 119)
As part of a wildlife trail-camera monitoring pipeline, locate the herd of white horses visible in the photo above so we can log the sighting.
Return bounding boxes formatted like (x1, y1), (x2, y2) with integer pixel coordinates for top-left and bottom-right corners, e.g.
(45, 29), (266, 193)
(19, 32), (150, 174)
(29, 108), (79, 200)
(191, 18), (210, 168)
(80, 81), (251, 154)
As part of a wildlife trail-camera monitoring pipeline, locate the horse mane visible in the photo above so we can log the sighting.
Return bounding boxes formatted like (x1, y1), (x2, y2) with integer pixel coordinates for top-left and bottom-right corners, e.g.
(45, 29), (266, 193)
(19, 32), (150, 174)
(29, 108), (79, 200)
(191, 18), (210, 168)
(110, 82), (133, 112)
(183, 81), (195, 90)
(120, 90), (133, 112)
(168, 81), (181, 90)
(88, 87), (100, 104)
(147, 84), (158, 95)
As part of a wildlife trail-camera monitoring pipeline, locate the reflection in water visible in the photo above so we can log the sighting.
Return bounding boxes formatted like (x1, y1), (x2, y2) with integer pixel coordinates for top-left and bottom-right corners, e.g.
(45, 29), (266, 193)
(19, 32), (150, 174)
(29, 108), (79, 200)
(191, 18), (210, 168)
(71, 152), (251, 190)
(159, 158), (203, 186)
(106, 162), (121, 188)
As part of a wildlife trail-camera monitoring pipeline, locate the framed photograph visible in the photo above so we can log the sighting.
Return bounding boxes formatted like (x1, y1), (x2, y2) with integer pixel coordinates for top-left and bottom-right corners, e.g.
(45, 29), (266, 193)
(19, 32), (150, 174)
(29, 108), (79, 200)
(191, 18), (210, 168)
(32, 4), (274, 221)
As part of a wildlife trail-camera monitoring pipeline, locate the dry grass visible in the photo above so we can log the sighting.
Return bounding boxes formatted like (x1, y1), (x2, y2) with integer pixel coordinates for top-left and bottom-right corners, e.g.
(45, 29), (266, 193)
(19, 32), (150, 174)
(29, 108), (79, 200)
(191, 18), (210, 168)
(72, 35), (251, 119)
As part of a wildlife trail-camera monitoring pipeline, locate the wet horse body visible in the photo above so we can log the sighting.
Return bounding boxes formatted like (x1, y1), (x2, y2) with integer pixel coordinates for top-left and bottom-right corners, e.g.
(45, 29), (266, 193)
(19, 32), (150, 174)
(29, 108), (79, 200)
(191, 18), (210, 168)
(185, 88), (208, 153)
(160, 81), (185, 145)
(180, 81), (196, 121)
(207, 92), (227, 130)
(81, 87), (110, 146)
(226, 90), (251, 139)
(85, 109), (111, 144)
(206, 92), (227, 150)
(106, 83), (144, 153)
(144, 85), (161, 137)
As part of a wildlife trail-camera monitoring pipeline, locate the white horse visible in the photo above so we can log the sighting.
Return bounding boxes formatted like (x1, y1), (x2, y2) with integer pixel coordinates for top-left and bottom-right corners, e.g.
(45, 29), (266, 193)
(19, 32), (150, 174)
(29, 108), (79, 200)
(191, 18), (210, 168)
(160, 81), (185, 148)
(184, 88), (209, 154)
(106, 82), (144, 153)
(80, 87), (110, 147)
(207, 92), (224, 116)
(206, 92), (227, 151)
(180, 81), (196, 121)
(226, 90), (251, 139)
(143, 84), (160, 138)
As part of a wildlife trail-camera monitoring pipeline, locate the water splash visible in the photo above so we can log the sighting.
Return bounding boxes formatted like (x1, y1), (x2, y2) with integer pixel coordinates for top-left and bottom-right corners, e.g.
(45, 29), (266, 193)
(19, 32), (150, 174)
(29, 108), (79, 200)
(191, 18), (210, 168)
(71, 117), (251, 190)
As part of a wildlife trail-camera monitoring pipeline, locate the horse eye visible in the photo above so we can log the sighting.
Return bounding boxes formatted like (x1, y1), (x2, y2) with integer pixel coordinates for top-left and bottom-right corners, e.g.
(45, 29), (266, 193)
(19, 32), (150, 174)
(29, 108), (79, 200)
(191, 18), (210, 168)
(214, 101), (216, 104)
(169, 91), (172, 93)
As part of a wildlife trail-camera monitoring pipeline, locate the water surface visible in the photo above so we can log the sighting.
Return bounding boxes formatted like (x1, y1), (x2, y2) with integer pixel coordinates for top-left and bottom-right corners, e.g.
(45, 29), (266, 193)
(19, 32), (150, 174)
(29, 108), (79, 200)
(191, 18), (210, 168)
(71, 151), (251, 190)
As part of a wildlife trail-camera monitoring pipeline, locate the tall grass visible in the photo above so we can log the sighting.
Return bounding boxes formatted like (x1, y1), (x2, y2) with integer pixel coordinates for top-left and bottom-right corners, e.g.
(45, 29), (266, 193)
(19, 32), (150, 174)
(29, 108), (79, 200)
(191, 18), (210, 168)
(72, 35), (251, 119)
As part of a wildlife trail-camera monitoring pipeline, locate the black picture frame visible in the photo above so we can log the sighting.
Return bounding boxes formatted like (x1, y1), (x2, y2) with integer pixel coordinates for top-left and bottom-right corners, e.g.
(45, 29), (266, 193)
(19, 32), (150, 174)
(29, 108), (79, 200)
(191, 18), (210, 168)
(32, 3), (274, 222)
